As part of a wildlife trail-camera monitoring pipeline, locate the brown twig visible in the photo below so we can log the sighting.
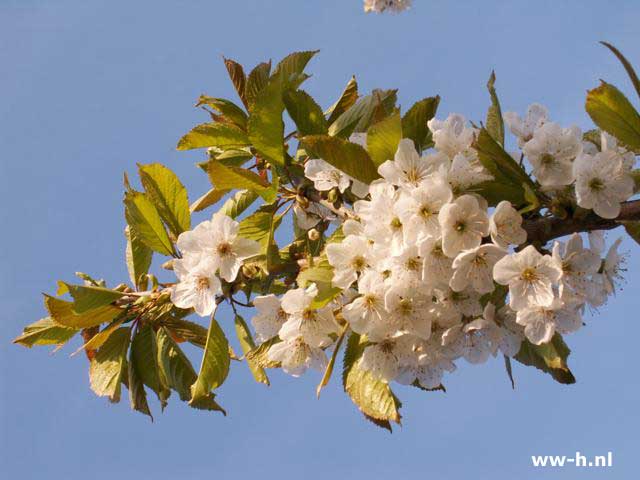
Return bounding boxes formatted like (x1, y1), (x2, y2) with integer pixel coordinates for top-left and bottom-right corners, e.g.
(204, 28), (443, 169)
(523, 199), (640, 245)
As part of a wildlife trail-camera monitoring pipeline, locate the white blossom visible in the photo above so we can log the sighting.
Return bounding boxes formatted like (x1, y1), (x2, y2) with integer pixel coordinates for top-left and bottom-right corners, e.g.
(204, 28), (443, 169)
(359, 335), (416, 381)
(342, 270), (387, 336)
(251, 294), (287, 342)
(428, 114), (475, 158)
(602, 237), (626, 295)
(493, 245), (562, 311)
(326, 234), (380, 289)
(170, 257), (221, 317)
(574, 150), (634, 219)
(489, 200), (527, 247)
(552, 234), (601, 300)
(516, 299), (582, 345)
(395, 179), (452, 244)
(450, 243), (506, 294)
(378, 139), (435, 188)
(522, 122), (582, 187)
(445, 152), (494, 192)
(267, 337), (327, 377)
(364, 0), (411, 13)
(504, 103), (548, 147)
(278, 284), (339, 348)
(176, 212), (260, 282)
(438, 194), (490, 257)
(304, 158), (369, 198)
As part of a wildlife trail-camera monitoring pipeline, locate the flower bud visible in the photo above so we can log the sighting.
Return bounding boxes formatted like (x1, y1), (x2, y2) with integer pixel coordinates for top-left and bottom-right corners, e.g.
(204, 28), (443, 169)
(296, 194), (310, 209)
(327, 187), (340, 204)
(308, 228), (321, 241)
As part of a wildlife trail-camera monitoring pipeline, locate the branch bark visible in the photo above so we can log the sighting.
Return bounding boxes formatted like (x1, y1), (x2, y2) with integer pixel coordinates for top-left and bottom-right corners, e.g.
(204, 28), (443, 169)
(523, 199), (640, 245)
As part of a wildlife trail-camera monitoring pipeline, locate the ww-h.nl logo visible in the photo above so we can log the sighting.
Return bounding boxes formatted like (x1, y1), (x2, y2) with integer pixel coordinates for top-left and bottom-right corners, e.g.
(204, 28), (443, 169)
(531, 452), (613, 468)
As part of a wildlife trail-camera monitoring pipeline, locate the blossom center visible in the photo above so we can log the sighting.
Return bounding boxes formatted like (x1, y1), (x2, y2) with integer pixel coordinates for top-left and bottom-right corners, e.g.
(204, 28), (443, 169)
(398, 298), (414, 316)
(405, 257), (421, 271)
(390, 217), (403, 230)
(588, 177), (605, 191)
(302, 309), (317, 321)
(520, 267), (538, 282)
(196, 277), (210, 291)
(363, 294), (378, 307)
(419, 205), (433, 218)
(216, 242), (233, 256)
(454, 220), (467, 232)
(379, 340), (395, 354)
(406, 168), (421, 183)
(351, 255), (367, 271)
(540, 153), (555, 166)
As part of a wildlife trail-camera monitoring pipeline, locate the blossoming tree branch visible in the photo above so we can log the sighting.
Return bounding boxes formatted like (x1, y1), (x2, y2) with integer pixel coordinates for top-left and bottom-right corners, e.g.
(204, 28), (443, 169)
(15, 43), (640, 430)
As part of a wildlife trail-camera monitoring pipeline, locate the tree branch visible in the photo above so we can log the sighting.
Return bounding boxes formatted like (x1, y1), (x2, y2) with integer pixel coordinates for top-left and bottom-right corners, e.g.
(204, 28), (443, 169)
(523, 199), (640, 245)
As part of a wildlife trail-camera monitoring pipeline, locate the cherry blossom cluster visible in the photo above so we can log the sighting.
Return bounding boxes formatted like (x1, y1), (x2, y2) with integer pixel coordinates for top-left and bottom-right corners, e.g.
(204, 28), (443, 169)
(170, 212), (261, 316)
(505, 104), (635, 219)
(248, 109), (631, 388)
(363, 0), (411, 14)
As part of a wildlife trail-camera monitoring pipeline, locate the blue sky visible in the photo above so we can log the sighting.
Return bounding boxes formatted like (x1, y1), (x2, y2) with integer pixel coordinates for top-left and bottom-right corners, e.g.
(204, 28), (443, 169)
(1, 1), (639, 479)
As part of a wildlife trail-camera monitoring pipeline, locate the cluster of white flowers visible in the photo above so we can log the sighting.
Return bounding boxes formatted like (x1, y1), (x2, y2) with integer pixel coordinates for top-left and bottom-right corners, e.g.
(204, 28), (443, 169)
(364, 0), (411, 14)
(170, 212), (261, 316)
(505, 104), (636, 218)
(250, 110), (631, 388)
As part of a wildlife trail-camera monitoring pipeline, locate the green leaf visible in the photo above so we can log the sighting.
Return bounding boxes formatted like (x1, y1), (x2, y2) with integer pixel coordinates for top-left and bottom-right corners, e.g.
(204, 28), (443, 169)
(301, 134), (379, 184)
(176, 122), (250, 151)
(138, 163), (191, 238)
(196, 95), (248, 130)
(326, 76), (358, 125)
(124, 190), (176, 256)
(190, 188), (230, 213)
(163, 318), (208, 348)
(128, 346), (152, 420)
(248, 79), (285, 168)
(131, 325), (170, 409)
(316, 324), (348, 398)
(297, 256), (341, 309)
(245, 61), (271, 108)
(283, 89), (328, 136)
(239, 204), (282, 247)
(342, 333), (402, 430)
(234, 314), (269, 385)
(401, 96), (440, 151)
(89, 327), (131, 403)
(514, 334), (576, 384)
(245, 337), (281, 369)
(72, 317), (125, 356)
(62, 284), (126, 314)
(486, 71), (505, 146)
(215, 148), (255, 166)
(586, 81), (640, 152)
(271, 50), (318, 86)
(223, 57), (248, 109)
(125, 226), (152, 290)
(190, 314), (230, 403)
(13, 317), (77, 348)
(156, 327), (225, 413)
(44, 295), (121, 329)
(624, 221), (640, 245)
(366, 110), (402, 167)
(218, 189), (259, 219)
(328, 89), (397, 138)
(600, 41), (640, 100)
(207, 161), (276, 203)
(472, 128), (535, 205)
